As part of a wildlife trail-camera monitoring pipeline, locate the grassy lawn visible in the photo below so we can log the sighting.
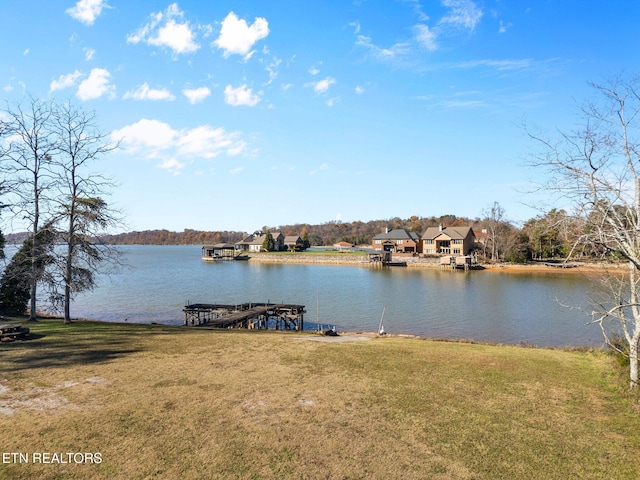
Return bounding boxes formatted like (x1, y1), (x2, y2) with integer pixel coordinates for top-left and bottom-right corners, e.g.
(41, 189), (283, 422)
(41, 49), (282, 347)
(1, 320), (639, 479)
(253, 250), (368, 257)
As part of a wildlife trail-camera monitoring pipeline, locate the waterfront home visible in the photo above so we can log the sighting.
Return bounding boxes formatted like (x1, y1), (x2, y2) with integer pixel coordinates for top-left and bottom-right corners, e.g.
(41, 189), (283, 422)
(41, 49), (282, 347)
(372, 228), (421, 253)
(236, 231), (285, 252)
(284, 235), (305, 251)
(422, 225), (476, 255)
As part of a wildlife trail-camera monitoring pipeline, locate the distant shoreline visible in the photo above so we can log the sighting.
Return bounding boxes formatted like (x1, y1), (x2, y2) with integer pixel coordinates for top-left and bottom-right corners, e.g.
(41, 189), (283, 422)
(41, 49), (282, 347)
(244, 252), (620, 274)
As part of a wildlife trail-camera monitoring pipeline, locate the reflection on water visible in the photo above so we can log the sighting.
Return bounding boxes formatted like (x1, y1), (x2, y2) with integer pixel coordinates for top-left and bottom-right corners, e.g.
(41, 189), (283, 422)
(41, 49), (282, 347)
(68, 245), (602, 347)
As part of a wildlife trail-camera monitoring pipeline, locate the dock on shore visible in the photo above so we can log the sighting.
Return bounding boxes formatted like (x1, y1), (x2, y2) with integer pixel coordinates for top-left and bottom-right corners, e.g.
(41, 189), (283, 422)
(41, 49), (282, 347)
(183, 302), (306, 330)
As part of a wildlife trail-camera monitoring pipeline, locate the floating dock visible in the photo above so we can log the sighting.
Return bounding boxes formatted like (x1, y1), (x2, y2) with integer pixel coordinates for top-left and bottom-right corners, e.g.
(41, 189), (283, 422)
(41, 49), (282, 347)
(183, 302), (306, 330)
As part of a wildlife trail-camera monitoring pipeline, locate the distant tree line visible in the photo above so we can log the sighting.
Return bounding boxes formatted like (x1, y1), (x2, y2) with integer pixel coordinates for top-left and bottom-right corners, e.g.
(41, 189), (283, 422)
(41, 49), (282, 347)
(0, 208), (602, 264)
(98, 229), (246, 246)
(4, 206), (614, 265)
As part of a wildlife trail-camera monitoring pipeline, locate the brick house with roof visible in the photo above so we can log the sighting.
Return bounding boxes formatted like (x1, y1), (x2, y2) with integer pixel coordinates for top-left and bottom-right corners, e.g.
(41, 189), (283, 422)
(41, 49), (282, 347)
(371, 228), (422, 253)
(421, 225), (476, 255)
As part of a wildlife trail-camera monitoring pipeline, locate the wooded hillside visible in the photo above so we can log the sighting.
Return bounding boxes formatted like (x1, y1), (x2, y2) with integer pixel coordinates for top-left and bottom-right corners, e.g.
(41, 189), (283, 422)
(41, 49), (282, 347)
(4, 215), (476, 247)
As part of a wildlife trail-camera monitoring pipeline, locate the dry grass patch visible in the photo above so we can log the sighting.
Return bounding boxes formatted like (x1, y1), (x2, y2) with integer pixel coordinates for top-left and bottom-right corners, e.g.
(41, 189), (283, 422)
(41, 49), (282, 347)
(0, 320), (638, 479)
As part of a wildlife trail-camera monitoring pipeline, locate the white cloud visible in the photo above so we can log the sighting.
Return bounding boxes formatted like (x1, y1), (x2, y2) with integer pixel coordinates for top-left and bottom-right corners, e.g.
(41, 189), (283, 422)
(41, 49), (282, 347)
(50, 70), (83, 92)
(229, 166), (244, 175)
(413, 24), (437, 51)
(441, 99), (486, 109)
(354, 1), (482, 63)
(224, 84), (261, 106)
(127, 3), (199, 55)
(150, 19), (199, 54)
(440, 0), (483, 30)
(177, 125), (246, 158)
(499, 20), (512, 34)
(356, 35), (411, 60)
(111, 119), (247, 169)
(308, 66), (320, 75)
(76, 68), (115, 100)
(66, 0), (110, 25)
(123, 83), (175, 101)
(183, 87), (211, 104)
(214, 11), (269, 58)
(326, 97), (339, 107)
(158, 158), (185, 175)
(355, 85), (365, 94)
(453, 58), (533, 71)
(111, 119), (177, 156)
(263, 56), (282, 86)
(309, 163), (329, 175)
(308, 77), (336, 94)
(84, 47), (96, 60)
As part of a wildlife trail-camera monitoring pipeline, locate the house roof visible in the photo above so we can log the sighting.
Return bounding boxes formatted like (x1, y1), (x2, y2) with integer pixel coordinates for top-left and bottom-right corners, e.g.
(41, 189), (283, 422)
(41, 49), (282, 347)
(422, 226), (475, 240)
(372, 229), (420, 242)
(247, 236), (264, 246)
(213, 243), (235, 249)
(334, 241), (354, 247)
(236, 234), (255, 245)
(237, 231), (284, 246)
(284, 235), (302, 243)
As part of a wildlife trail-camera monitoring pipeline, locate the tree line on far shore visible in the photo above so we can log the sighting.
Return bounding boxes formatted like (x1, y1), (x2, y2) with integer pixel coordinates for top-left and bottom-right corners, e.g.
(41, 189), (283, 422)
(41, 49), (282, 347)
(0, 206), (615, 264)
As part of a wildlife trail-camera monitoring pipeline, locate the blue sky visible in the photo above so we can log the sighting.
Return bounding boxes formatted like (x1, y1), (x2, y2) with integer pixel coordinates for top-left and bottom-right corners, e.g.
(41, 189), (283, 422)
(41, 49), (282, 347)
(1, 1), (637, 233)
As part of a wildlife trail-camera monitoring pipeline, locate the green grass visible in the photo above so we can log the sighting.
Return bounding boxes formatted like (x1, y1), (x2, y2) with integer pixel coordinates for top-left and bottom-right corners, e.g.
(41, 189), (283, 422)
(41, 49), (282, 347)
(1, 320), (639, 479)
(253, 249), (367, 256)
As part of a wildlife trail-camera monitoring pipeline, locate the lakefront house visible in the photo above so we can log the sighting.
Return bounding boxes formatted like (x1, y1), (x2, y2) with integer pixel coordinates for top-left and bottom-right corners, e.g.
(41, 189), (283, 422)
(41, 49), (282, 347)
(371, 228), (422, 254)
(283, 235), (305, 251)
(236, 231), (286, 252)
(421, 225), (476, 256)
(371, 225), (476, 256)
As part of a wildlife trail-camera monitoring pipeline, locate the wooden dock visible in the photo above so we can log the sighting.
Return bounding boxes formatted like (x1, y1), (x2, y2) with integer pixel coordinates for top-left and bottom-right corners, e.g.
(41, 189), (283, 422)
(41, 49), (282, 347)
(367, 251), (406, 266)
(440, 255), (474, 270)
(201, 244), (250, 262)
(183, 302), (305, 330)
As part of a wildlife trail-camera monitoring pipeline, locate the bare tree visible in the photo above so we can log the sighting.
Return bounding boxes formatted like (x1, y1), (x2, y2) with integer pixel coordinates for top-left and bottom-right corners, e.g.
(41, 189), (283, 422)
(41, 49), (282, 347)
(49, 101), (121, 324)
(0, 98), (57, 321)
(481, 201), (508, 262)
(526, 74), (640, 389)
(1, 98), (122, 322)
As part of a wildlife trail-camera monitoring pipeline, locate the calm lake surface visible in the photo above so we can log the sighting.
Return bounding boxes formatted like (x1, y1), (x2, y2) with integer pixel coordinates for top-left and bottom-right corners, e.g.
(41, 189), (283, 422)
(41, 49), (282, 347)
(65, 246), (605, 348)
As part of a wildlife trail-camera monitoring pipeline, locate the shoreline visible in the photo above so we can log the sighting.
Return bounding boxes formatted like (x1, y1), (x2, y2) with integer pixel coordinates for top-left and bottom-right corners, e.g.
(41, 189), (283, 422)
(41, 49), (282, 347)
(244, 252), (622, 275)
(6, 317), (604, 351)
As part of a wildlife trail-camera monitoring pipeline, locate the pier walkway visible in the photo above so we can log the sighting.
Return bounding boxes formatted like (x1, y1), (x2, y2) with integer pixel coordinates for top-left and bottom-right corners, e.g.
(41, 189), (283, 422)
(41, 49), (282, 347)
(183, 302), (305, 330)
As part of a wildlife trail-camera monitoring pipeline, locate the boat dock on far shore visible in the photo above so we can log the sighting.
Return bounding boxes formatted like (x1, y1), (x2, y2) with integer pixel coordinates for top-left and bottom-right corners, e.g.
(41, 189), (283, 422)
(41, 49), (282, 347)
(183, 302), (306, 330)
(201, 244), (250, 262)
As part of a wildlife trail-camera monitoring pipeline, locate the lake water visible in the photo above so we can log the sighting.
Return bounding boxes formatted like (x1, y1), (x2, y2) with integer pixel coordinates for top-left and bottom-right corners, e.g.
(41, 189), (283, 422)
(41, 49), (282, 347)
(63, 245), (606, 348)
